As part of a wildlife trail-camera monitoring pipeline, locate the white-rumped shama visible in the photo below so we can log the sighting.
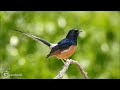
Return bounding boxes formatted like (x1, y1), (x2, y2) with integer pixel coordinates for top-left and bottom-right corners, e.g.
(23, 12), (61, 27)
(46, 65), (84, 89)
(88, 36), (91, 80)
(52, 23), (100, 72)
(13, 29), (82, 61)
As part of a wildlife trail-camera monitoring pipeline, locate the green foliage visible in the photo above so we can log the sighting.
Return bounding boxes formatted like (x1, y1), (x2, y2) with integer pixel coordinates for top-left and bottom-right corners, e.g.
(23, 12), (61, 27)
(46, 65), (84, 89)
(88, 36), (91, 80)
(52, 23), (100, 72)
(0, 11), (120, 79)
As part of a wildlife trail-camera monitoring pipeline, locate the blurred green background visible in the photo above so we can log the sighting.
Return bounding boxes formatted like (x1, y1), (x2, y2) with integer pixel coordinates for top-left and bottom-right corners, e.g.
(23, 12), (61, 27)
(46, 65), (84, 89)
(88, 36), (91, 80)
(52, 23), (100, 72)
(0, 11), (120, 79)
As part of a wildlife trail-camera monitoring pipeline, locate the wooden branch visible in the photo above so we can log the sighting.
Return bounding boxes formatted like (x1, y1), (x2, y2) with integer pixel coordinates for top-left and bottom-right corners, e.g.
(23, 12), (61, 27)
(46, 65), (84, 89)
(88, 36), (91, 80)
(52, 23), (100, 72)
(54, 59), (88, 79)
(54, 60), (71, 79)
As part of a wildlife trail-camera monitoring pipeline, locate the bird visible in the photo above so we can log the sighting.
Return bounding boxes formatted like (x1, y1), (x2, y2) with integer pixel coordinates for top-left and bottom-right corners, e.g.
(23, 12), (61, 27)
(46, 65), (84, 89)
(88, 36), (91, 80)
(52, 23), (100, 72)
(13, 29), (82, 64)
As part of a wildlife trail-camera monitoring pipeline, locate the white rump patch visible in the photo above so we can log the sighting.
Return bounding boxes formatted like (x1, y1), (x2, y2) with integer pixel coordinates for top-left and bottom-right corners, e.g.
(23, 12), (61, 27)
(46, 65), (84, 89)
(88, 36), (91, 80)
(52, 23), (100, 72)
(50, 43), (58, 49)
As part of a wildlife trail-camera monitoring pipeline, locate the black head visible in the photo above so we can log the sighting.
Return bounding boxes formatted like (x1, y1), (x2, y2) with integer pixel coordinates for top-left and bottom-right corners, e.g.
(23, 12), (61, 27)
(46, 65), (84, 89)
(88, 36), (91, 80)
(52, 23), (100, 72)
(66, 29), (82, 40)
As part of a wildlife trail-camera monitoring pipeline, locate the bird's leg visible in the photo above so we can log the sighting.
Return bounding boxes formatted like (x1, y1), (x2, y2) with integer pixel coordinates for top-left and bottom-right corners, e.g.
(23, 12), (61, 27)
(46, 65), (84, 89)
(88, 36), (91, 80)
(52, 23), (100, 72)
(61, 59), (67, 66)
(64, 58), (71, 64)
(61, 59), (66, 64)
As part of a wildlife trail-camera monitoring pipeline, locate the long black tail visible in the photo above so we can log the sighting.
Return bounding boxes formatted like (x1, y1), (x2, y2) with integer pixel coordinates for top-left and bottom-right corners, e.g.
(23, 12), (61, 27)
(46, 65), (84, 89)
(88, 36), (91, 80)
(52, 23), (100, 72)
(13, 29), (51, 47)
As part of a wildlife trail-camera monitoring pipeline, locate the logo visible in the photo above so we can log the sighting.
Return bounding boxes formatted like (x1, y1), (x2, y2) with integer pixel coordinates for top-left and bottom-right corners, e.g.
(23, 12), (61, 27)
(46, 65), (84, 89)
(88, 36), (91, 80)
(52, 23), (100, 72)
(0, 68), (22, 79)
(1, 71), (9, 78)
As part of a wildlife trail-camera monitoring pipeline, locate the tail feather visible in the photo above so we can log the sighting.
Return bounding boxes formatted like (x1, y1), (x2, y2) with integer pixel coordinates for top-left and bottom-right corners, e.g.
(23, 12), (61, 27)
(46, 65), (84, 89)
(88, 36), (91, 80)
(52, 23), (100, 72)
(13, 29), (51, 47)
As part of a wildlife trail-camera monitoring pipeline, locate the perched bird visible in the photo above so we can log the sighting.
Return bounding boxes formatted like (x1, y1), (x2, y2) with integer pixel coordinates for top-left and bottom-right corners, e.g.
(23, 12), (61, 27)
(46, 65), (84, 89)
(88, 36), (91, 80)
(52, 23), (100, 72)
(13, 29), (82, 64)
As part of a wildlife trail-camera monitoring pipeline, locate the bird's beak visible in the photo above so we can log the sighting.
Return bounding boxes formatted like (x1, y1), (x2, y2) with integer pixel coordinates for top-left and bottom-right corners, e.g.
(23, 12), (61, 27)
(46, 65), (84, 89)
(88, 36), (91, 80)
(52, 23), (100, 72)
(78, 30), (82, 33)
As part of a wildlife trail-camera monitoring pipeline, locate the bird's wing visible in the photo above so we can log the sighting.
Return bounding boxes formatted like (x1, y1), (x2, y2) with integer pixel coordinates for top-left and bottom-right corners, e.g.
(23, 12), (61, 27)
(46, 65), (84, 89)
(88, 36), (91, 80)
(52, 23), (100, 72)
(58, 38), (74, 50)
(47, 45), (61, 58)
(47, 38), (74, 58)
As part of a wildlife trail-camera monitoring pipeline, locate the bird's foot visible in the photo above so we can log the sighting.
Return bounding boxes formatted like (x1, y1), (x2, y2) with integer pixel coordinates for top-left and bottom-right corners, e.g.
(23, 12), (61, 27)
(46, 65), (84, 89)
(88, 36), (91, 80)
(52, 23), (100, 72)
(62, 59), (70, 66)
(66, 59), (70, 63)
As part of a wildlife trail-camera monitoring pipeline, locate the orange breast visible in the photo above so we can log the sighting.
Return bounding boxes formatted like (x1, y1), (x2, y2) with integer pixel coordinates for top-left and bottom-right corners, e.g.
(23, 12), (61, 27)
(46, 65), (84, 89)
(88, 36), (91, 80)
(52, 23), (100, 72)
(55, 45), (76, 59)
